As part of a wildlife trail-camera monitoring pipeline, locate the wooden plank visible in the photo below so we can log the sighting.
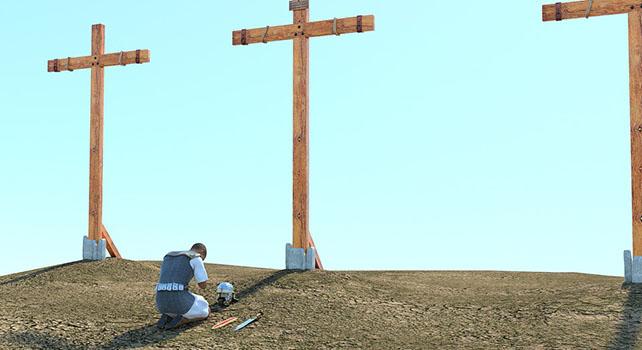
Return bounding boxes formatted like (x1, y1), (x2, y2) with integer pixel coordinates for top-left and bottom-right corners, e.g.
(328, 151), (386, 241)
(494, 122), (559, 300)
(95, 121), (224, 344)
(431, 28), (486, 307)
(232, 15), (374, 45)
(292, 8), (310, 250)
(88, 24), (105, 242)
(47, 49), (150, 72)
(101, 224), (122, 258)
(543, 0), (640, 21)
(630, 9), (642, 256)
(309, 234), (324, 270)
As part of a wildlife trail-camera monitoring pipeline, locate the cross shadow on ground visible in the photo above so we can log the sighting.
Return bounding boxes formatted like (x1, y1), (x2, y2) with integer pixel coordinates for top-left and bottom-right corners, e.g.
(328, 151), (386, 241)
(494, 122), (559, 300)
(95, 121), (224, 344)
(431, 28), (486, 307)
(3, 319), (199, 350)
(99, 321), (204, 350)
(608, 284), (642, 350)
(236, 269), (299, 300)
(3, 330), (86, 350)
(0, 260), (86, 286)
(210, 269), (299, 312)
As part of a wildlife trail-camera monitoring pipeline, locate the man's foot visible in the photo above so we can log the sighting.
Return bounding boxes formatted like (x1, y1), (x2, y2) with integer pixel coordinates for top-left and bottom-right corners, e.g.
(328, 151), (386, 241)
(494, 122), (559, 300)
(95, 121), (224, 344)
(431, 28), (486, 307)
(164, 315), (188, 330)
(156, 314), (173, 330)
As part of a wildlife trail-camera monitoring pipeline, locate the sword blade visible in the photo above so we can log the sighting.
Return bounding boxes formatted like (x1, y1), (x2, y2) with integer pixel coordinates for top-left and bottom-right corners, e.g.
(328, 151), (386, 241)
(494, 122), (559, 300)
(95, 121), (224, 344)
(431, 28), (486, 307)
(234, 318), (255, 331)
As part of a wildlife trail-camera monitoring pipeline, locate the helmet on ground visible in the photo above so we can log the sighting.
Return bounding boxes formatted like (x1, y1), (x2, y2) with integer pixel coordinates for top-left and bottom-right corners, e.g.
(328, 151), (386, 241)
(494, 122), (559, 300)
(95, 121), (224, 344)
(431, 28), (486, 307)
(216, 282), (236, 307)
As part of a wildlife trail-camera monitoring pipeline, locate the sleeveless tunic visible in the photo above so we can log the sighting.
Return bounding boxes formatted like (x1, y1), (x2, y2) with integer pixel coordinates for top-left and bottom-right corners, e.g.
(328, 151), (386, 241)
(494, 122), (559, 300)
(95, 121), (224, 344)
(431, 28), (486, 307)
(155, 251), (200, 315)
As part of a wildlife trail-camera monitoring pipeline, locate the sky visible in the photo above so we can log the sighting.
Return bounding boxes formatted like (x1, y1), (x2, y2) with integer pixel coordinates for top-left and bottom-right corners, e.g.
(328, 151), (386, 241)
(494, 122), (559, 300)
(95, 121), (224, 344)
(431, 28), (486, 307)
(0, 1), (635, 277)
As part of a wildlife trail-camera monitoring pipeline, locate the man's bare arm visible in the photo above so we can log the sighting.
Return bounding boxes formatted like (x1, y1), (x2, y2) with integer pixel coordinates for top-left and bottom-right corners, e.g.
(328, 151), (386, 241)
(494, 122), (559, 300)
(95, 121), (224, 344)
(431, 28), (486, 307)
(198, 281), (208, 289)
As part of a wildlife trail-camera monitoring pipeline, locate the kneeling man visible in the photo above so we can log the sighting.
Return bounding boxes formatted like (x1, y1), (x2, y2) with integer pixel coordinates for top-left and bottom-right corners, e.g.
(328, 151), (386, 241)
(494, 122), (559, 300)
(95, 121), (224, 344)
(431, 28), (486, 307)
(155, 243), (210, 329)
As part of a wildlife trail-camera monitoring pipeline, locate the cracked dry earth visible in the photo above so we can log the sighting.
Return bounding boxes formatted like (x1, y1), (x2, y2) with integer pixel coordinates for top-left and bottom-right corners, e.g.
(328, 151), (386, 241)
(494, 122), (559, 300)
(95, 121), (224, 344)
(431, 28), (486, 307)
(0, 259), (639, 349)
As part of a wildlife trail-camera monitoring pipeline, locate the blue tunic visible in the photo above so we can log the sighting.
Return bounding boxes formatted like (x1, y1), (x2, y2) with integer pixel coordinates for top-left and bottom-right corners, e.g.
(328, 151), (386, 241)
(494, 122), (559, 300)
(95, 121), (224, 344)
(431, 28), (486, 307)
(155, 252), (199, 316)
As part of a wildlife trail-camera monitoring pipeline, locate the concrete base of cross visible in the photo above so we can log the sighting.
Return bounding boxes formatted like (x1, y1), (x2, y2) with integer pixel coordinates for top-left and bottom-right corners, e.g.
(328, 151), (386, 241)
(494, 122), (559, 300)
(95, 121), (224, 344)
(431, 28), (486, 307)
(623, 250), (642, 283)
(83, 236), (107, 261)
(285, 243), (317, 270)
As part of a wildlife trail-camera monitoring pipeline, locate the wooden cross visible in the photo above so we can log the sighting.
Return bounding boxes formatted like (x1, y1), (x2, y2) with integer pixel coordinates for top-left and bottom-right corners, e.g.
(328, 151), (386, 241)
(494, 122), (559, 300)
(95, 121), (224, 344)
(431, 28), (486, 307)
(232, 1), (374, 268)
(47, 24), (150, 258)
(543, 0), (642, 256)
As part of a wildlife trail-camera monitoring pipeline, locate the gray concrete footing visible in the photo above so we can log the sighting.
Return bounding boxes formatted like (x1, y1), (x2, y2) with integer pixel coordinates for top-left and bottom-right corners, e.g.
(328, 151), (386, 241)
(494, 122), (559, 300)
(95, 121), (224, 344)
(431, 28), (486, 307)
(83, 236), (107, 261)
(634, 256), (642, 284)
(623, 250), (642, 284)
(625, 250), (632, 283)
(285, 243), (316, 270)
(305, 247), (316, 270)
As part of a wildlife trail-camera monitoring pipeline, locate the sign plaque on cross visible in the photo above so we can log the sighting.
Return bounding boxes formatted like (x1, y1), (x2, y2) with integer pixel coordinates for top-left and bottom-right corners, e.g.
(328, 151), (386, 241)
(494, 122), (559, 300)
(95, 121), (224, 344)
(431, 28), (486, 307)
(232, 1), (375, 269)
(47, 24), (150, 259)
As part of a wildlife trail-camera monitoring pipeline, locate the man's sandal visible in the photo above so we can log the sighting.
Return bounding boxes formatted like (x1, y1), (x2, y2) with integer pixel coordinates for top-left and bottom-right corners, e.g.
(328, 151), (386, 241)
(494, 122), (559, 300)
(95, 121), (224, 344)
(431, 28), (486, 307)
(156, 314), (173, 330)
(164, 315), (188, 330)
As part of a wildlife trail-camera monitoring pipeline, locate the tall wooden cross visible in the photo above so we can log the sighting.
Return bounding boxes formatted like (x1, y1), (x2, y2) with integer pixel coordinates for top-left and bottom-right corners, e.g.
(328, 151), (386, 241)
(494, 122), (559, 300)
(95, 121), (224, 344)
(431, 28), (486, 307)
(543, 1), (642, 256)
(232, 1), (374, 268)
(47, 24), (150, 258)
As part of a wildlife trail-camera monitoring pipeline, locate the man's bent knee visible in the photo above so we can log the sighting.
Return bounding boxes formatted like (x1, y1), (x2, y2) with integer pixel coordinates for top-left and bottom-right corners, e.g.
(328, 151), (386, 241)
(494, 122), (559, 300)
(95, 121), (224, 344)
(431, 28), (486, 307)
(183, 294), (210, 320)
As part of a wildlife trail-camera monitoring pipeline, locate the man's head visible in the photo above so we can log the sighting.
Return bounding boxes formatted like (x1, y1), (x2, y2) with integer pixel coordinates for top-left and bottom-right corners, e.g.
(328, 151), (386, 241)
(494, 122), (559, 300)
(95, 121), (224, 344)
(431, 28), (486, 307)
(191, 243), (207, 261)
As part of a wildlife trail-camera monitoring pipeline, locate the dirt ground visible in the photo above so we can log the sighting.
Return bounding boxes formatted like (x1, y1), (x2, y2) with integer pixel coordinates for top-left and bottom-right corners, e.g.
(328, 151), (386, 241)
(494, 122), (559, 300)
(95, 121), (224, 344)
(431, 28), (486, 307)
(0, 259), (639, 349)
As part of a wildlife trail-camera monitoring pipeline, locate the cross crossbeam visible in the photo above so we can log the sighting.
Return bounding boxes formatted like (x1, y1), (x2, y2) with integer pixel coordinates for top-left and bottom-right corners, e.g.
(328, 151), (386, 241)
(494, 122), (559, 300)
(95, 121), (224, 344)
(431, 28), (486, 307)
(543, 0), (642, 21)
(47, 49), (150, 72)
(232, 15), (374, 45)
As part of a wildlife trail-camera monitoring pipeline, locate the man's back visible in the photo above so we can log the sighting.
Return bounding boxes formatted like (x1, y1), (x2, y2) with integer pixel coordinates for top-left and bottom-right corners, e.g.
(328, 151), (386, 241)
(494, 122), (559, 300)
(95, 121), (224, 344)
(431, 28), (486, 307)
(156, 251), (202, 316)
(158, 252), (197, 290)
(155, 245), (211, 330)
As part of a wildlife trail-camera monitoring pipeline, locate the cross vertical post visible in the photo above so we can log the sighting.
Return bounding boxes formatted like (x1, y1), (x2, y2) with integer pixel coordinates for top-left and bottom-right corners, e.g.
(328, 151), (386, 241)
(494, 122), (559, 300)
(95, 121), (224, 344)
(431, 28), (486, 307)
(630, 8), (642, 256)
(292, 5), (310, 250)
(89, 24), (105, 243)
(233, 1), (375, 269)
(47, 24), (150, 259)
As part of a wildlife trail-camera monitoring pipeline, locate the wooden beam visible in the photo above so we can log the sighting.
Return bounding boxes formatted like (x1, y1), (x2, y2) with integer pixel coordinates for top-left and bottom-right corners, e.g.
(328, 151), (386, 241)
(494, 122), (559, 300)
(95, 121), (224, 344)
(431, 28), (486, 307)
(232, 15), (374, 45)
(47, 49), (150, 72)
(101, 225), (122, 258)
(292, 8), (310, 250)
(630, 9), (642, 256)
(543, 0), (641, 22)
(88, 24), (105, 242)
(309, 234), (324, 270)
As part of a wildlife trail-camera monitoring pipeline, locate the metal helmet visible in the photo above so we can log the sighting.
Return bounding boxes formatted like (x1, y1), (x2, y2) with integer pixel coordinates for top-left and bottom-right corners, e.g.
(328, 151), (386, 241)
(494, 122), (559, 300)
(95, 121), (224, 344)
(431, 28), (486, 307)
(216, 282), (236, 307)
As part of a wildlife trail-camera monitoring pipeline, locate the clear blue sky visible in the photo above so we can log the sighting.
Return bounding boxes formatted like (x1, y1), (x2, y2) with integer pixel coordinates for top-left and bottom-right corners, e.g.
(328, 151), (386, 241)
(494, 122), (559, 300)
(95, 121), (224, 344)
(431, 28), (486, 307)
(0, 1), (634, 276)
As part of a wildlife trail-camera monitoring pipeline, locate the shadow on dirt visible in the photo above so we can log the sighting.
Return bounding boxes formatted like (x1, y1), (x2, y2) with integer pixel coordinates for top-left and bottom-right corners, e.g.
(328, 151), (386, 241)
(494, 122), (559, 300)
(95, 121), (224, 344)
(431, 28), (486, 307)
(608, 284), (642, 350)
(236, 269), (299, 299)
(3, 323), (197, 350)
(99, 322), (204, 350)
(4, 330), (85, 350)
(0, 261), (86, 286)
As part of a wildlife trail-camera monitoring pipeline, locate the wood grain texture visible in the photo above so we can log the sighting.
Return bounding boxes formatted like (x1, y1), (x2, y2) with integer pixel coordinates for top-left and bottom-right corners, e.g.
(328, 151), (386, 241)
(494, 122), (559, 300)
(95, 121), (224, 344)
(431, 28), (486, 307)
(232, 15), (374, 45)
(88, 24), (105, 243)
(47, 49), (150, 72)
(630, 9), (642, 256)
(101, 225), (122, 258)
(543, 0), (640, 21)
(292, 8), (310, 250)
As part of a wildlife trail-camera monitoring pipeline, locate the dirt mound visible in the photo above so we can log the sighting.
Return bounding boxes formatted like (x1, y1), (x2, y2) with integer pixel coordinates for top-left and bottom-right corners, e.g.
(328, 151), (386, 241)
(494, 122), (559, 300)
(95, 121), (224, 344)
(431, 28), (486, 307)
(0, 260), (639, 349)
(0, 259), (161, 286)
